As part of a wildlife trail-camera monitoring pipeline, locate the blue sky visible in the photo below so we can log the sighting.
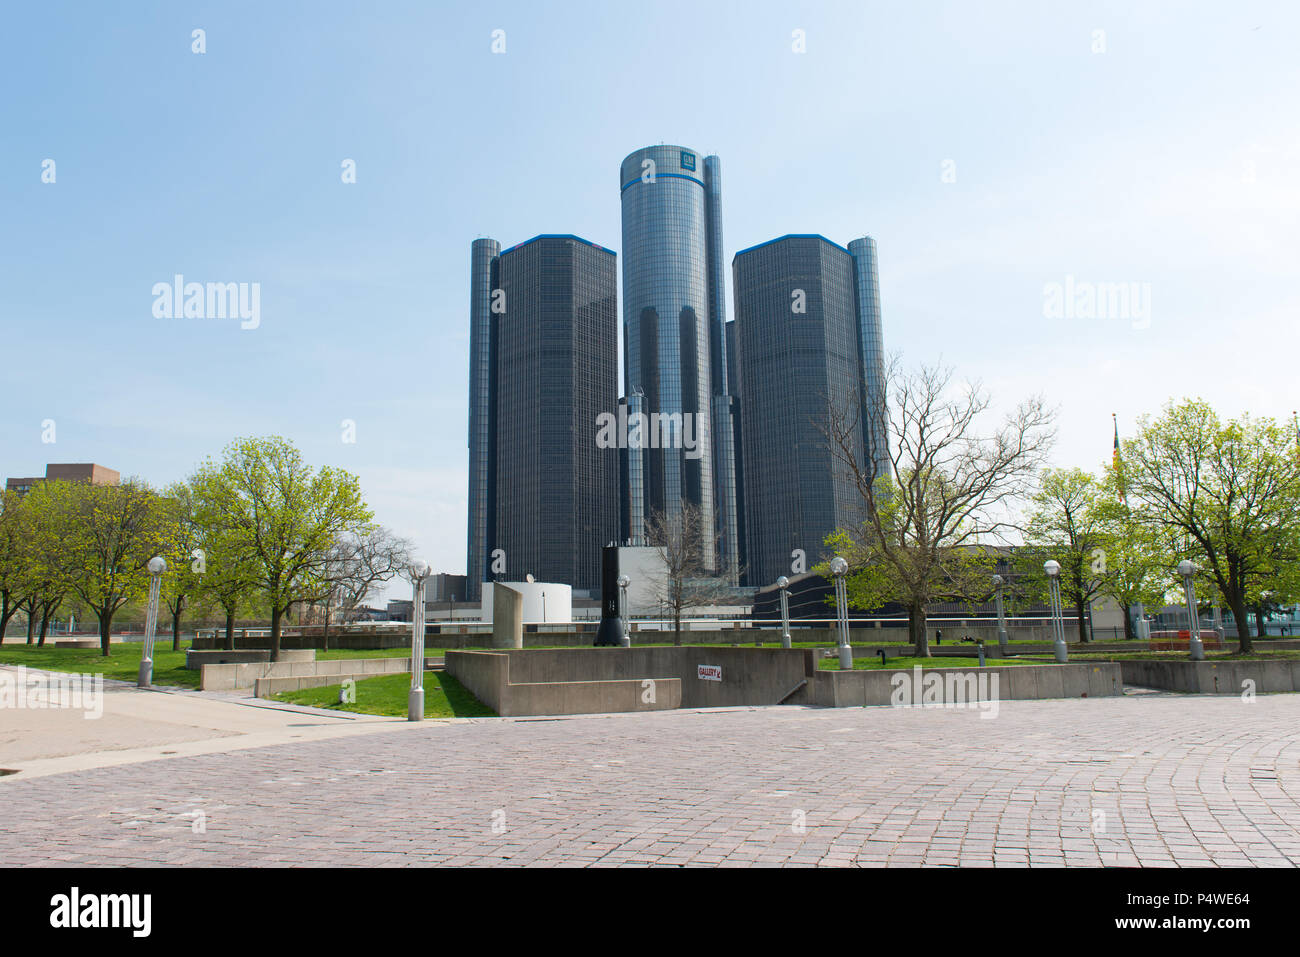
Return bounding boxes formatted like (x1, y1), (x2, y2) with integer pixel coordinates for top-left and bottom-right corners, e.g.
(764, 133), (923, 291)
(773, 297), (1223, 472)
(3, 1), (1298, 596)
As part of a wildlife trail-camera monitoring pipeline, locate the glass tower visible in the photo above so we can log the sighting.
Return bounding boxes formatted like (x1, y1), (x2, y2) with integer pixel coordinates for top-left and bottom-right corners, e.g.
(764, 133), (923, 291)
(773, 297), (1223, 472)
(619, 145), (738, 579)
(848, 237), (889, 477)
(465, 237), (499, 601)
(465, 234), (619, 594)
(731, 234), (887, 587)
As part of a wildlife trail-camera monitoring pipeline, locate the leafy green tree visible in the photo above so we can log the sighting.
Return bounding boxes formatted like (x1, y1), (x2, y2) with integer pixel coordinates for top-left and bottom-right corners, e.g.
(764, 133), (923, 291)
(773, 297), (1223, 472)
(191, 437), (372, 660)
(36, 479), (175, 656)
(1091, 467), (1173, 639)
(1022, 468), (1108, 643)
(160, 482), (205, 651)
(0, 490), (31, 640)
(1123, 400), (1300, 653)
(15, 482), (79, 646)
(191, 501), (259, 650)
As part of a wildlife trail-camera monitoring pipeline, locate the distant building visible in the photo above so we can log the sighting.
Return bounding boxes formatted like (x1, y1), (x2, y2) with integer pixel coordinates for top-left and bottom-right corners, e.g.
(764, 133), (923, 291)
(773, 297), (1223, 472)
(731, 234), (888, 587)
(6, 463), (120, 496)
(465, 234), (620, 595)
(427, 573), (466, 602)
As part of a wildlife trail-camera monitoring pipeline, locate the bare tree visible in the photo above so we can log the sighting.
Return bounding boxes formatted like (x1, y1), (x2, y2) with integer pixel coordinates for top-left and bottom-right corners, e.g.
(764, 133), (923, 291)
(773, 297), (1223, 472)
(645, 502), (735, 646)
(825, 357), (1056, 657)
(318, 526), (413, 649)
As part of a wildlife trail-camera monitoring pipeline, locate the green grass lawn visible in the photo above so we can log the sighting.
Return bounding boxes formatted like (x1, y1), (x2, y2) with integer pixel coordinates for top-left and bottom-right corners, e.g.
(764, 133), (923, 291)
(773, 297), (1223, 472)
(819, 655), (1035, 670)
(0, 639), (200, 688)
(272, 671), (495, 718)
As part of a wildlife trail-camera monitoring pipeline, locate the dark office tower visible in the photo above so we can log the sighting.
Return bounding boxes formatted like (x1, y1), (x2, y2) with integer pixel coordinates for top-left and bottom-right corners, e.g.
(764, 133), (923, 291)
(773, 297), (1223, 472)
(619, 145), (738, 579)
(732, 234), (887, 588)
(465, 235), (618, 595)
(465, 237), (499, 602)
(488, 235), (619, 592)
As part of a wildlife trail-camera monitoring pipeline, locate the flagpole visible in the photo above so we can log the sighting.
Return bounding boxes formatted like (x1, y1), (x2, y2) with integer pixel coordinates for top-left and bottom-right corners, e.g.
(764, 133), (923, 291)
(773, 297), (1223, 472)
(1113, 412), (1126, 504)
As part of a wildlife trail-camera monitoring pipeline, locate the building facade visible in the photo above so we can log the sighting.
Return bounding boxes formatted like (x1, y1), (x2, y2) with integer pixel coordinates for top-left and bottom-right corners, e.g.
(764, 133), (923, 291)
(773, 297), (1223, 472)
(5, 463), (120, 496)
(618, 145), (739, 581)
(731, 234), (887, 587)
(465, 234), (619, 594)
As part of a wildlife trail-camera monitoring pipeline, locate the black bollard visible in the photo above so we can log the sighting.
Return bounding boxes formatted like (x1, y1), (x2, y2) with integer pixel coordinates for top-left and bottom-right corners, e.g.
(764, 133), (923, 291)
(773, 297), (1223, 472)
(593, 544), (625, 647)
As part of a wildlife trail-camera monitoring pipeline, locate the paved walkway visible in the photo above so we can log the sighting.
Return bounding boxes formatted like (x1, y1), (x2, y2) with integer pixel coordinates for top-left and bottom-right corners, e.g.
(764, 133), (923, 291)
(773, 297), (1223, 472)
(0, 665), (409, 780)
(3, 688), (1299, 866)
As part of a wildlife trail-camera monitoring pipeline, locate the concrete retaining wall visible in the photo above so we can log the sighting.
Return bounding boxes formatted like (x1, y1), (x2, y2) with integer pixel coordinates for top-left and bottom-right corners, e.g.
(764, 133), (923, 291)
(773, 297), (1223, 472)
(508, 679), (681, 716)
(185, 648), (315, 669)
(1121, 659), (1300, 694)
(445, 647), (814, 715)
(793, 663), (1123, 708)
(203, 656), (410, 693)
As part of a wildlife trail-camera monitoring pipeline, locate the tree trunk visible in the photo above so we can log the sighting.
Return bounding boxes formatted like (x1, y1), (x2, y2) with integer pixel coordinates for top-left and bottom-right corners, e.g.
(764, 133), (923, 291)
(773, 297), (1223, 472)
(37, 604), (52, 646)
(25, 600), (36, 644)
(172, 607), (183, 652)
(1254, 608), (1266, 639)
(673, 607), (682, 647)
(1121, 604), (1134, 641)
(1230, 595), (1253, 654)
(270, 605), (283, 662)
(224, 610), (235, 651)
(322, 595), (331, 653)
(0, 593), (10, 642)
(911, 602), (930, 658)
(1076, 597), (1089, 644)
(99, 611), (112, 657)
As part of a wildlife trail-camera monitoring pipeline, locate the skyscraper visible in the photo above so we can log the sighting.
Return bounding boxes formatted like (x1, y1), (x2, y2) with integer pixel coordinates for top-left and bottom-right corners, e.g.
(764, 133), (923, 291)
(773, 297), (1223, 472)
(465, 237), (499, 602)
(731, 234), (888, 587)
(465, 234), (619, 594)
(618, 145), (739, 579)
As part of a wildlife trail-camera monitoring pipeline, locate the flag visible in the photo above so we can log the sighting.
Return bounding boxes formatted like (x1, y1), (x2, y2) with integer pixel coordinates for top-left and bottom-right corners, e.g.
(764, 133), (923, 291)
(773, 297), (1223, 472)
(1113, 413), (1126, 503)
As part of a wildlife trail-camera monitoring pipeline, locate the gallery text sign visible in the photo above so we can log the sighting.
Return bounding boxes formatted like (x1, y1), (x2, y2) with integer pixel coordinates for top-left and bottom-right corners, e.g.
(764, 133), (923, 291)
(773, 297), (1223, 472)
(697, 665), (722, 682)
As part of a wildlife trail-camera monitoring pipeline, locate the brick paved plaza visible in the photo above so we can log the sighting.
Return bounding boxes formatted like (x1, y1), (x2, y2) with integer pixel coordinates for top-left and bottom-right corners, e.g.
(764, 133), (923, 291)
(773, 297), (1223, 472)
(4, 690), (1299, 867)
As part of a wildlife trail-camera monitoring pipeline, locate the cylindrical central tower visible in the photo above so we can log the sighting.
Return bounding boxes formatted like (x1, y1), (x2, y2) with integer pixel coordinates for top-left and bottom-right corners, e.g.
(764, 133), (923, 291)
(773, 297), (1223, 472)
(620, 145), (717, 569)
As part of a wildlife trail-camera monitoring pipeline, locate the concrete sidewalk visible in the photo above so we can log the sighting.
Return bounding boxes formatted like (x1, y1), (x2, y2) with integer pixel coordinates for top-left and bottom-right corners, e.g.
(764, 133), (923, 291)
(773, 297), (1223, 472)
(0, 665), (453, 781)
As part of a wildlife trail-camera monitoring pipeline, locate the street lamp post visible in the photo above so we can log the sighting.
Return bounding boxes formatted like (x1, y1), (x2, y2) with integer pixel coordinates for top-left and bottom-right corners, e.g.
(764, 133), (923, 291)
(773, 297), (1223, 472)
(776, 576), (792, 649)
(617, 574), (631, 647)
(829, 557), (852, 670)
(137, 556), (167, 688)
(1178, 560), (1205, 661)
(1044, 560), (1068, 663)
(408, 562), (432, 721)
(991, 574), (1009, 658)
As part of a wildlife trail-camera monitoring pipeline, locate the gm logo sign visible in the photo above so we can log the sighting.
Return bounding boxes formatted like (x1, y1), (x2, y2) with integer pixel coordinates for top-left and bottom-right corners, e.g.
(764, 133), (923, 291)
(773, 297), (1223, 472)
(680, 151), (696, 171)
